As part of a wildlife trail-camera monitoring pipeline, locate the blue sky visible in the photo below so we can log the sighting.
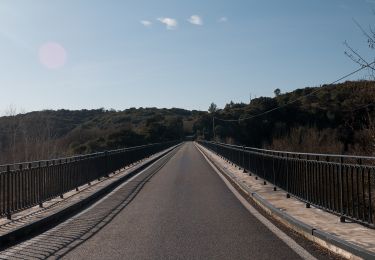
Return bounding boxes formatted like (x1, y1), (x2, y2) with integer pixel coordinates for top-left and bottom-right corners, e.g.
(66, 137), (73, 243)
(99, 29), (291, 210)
(0, 0), (373, 113)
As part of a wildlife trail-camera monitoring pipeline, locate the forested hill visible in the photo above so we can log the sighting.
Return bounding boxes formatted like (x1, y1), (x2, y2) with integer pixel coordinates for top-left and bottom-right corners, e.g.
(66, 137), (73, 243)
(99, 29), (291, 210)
(194, 80), (375, 156)
(1, 80), (374, 164)
(0, 107), (204, 164)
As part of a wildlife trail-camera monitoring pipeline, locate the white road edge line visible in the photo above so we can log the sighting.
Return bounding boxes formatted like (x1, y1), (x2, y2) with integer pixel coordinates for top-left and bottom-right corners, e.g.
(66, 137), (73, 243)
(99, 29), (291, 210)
(195, 143), (317, 260)
(2, 147), (176, 254)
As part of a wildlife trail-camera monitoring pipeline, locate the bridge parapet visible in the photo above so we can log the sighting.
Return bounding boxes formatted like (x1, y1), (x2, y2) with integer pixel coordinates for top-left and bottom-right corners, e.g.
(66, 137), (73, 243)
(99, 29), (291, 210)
(0, 141), (179, 220)
(199, 140), (375, 227)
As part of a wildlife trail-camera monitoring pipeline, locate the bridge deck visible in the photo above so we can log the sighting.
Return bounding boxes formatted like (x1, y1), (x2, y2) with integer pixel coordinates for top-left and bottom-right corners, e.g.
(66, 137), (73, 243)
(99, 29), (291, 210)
(1, 142), (340, 259)
(61, 142), (304, 259)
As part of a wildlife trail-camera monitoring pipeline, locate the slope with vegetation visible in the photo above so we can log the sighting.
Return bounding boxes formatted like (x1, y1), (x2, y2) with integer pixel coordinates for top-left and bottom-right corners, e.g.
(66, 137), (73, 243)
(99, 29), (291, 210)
(195, 80), (375, 156)
(0, 107), (203, 164)
(1, 80), (374, 164)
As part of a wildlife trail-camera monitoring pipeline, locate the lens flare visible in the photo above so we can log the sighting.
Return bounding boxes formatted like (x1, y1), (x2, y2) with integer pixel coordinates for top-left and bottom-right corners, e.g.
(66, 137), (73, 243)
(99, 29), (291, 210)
(38, 42), (67, 69)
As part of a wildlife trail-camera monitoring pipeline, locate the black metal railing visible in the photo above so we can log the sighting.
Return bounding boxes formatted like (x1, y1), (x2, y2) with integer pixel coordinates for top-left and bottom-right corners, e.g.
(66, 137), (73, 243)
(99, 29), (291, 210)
(198, 140), (375, 227)
(0, 141), (179, 219)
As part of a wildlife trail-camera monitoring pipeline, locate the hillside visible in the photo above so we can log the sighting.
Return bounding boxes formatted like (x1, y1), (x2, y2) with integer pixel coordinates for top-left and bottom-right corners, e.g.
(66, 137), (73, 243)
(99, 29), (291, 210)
(1, 80), (374, 164)
(194, 80), (375, 156)
(0, 107), (204, 164)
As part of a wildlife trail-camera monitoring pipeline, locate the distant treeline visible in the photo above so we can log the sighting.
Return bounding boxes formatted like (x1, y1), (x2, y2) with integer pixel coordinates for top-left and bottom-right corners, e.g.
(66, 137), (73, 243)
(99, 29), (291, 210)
(195, 80), (375, 156)
(0, 107), (203, 164)
(0, 80), (374, 164)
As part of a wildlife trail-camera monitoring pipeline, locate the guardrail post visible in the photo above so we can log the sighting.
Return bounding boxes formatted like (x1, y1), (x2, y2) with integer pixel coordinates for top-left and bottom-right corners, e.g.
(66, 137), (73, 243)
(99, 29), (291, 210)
(98, 155), (102, 181)
(38, 162), (43, 208)
(248, 152), (252, 176)
(6, 165), (11, 220)
(18, 164), (22, 211)
(369, 168), (373, 224)
(242, 146), (247, 173)
(28, 163), (32, 205)
(286, 153), (290, 198)
(306, 155), (310, 208)
(59, 159), (64, 198)
(105, 151), (109, 177)
(46, 161), (51, 199)
(339, 157), (345, 223)
(75, 157), (80, 191)
(237, 148), (241, 170)
(255, 154), (258, 180)
(263, 155), (267, 185)
(273, 153), (276, 191)
(231, 149), (234, 166)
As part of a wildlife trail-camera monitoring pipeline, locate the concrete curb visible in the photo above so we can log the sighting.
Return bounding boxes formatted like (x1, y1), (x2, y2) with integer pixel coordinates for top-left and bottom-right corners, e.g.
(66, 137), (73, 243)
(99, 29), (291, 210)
(0, 144), (180, 250)
(197, 143), (375, 260)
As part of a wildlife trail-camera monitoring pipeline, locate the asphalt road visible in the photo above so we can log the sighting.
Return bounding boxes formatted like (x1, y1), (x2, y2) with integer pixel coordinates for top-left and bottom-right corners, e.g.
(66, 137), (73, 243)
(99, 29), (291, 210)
(0, 142), (312, 259)
(59, 142), (302, 260)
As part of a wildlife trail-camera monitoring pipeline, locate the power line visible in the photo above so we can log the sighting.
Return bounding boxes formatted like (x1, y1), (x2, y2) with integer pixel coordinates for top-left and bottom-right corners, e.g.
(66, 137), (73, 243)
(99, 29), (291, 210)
(214, 61), (375, 122)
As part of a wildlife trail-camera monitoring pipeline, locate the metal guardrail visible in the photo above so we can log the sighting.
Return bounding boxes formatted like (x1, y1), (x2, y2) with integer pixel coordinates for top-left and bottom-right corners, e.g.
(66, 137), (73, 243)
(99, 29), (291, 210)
(198, 140), (375, 227)
(0, 141), (179, 219)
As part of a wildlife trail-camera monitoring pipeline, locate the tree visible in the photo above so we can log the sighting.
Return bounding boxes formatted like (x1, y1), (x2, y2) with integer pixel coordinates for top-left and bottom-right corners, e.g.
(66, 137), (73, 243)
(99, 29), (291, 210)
(4, 105), (20, 163)
(208, 102), (218, 113)
(274, 88), (281, 97)
(344, 18), (375, 79)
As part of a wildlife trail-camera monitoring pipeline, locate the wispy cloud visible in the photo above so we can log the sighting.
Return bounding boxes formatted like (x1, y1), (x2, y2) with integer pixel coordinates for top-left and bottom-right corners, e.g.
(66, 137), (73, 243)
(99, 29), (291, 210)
(140, 20), (152, 27)
(157, 17), (178, 30)
(188, 15), (203, 26)
(218, 17), (228, 23)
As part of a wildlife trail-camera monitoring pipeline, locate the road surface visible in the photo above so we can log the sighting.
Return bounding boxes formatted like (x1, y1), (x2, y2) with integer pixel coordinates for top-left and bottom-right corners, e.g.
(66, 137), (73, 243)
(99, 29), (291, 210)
(1, 142), (318, 259)
(64, 142), (304, 259)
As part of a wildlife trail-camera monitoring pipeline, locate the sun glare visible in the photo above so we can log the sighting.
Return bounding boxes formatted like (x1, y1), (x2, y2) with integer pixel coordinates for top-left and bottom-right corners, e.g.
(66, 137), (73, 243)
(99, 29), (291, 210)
(38, 42), (67, 70)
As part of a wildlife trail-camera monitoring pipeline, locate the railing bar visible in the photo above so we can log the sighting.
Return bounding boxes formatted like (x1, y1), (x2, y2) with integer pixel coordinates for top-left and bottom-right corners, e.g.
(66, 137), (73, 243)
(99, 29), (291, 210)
(368, 168), (373, 224)
(199, 141), (375, 227)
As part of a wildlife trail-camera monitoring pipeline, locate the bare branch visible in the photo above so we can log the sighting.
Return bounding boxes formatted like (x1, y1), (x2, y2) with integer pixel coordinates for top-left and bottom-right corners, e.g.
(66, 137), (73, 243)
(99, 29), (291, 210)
(344, 41), (375, 70)
(353, 18), (374, 44)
